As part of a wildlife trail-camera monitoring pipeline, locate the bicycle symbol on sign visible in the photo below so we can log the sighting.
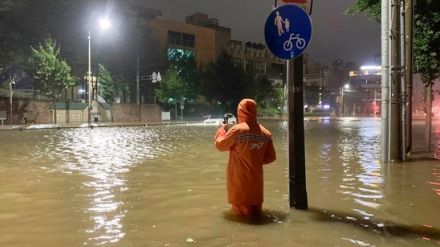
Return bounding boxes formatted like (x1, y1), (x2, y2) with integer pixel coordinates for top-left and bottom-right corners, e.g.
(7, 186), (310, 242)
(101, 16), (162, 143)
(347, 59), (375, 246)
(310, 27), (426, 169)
(283, 33), (306, 51)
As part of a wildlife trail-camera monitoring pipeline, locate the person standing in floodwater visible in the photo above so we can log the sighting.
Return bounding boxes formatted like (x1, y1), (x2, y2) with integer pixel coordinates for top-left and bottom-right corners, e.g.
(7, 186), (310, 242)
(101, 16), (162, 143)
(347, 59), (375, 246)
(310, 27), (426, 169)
(214, 99), (276, 218)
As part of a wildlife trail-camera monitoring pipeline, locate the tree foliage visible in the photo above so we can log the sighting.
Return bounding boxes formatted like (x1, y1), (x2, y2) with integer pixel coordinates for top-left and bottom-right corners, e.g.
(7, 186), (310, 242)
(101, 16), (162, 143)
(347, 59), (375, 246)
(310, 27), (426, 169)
(97, 63), (114, 104)
(155, 67), (186, 109)
(346, 0), (381, 22)
(248, 74), (277, 107)
(113, 75), (132, 103)
(25, 38), (76, 100)
(200, 53), (247, 111)
(199, 52), (283, 113)
(168, 49), (199, 102)
(413, 2), (440, 85)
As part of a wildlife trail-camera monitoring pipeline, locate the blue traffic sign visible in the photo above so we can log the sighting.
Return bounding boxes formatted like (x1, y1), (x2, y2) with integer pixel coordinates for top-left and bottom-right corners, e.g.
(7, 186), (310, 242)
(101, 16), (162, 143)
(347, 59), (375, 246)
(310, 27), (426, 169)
(264, 4), (312, 60)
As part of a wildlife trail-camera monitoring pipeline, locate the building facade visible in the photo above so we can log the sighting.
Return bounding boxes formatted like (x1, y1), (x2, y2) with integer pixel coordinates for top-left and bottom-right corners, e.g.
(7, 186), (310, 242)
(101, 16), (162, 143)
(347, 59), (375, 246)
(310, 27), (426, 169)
(145, 11), (287, 84)
(146, 13), (231, 67)
(224, 40), (285, 84)
(342, 66), (381, 117)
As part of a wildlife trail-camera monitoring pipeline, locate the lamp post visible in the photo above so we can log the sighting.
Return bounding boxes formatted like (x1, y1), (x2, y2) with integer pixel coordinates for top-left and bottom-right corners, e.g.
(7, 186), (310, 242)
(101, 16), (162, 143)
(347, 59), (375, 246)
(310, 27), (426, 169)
(87, 31), (92, 125)
(87, 17), (111, 125)
(9, 78), (15, 125)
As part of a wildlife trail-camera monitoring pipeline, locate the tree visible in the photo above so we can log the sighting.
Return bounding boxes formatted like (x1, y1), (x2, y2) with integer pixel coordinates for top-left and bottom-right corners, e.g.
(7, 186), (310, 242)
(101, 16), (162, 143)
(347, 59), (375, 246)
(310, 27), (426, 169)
(249, 74), (278, 107)
(113, 76), (131, 104)
(200, 53), (247, 112)
(167, 49), (199, 108)
(413, 2), (440, 150)
(155, 67), (186, 120)
(26, 38), (76, 97)
(97, 63), (115, 104)
(25, 38), (76, 123)
(346, 0), (381, 22)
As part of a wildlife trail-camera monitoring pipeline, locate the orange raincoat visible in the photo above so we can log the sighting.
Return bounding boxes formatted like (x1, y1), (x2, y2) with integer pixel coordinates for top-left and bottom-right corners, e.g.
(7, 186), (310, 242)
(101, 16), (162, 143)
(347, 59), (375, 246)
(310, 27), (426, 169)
(215, 99), (276, 217)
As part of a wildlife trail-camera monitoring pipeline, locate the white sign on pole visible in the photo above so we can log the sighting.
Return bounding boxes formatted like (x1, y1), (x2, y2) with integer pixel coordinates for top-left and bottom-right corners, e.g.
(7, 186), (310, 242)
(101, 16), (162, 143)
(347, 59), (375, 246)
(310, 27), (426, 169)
(152, 72), (157, 83)
(275, 0), (313, 15)
(161, 111), (171, 121)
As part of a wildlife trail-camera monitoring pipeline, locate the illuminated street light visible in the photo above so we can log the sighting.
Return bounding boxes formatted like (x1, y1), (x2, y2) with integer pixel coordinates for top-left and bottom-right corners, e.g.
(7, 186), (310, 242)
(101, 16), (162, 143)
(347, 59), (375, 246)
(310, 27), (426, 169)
(360, 65), (381, 71)
(99, 17), (111, 30)
(360, 65), (381, 75)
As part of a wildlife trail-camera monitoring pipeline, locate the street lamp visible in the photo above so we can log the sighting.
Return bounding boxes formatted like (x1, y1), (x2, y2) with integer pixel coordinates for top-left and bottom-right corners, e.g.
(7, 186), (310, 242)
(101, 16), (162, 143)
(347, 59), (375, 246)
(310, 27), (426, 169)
(9, 78), (15, 125)
(87, 17), (112, 125)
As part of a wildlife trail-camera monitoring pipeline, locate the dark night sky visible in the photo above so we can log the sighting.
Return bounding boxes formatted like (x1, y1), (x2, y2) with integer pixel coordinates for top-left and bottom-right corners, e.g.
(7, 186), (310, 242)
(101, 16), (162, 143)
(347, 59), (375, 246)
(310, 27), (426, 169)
(130, 0), (381, 67)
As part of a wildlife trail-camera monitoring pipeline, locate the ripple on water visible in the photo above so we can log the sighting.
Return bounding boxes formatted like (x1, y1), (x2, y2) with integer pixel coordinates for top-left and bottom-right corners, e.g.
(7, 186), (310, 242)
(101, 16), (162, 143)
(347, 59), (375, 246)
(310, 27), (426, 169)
(35, 126), (197, 245)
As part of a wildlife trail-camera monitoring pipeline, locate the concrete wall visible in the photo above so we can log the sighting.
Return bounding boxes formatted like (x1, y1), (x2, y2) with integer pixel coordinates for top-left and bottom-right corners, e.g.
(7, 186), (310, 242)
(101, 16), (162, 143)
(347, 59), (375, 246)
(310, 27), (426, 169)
(25, 100), (53, 124)
(0, 99), (162, 124)
(112, 103), (161, 122)
(0, 98), (53, 124)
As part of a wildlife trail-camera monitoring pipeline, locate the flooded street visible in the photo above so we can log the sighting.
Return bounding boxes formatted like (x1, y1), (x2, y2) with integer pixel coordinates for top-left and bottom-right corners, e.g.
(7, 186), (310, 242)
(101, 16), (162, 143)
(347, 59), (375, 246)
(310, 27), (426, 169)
(0, 119), (439, 247)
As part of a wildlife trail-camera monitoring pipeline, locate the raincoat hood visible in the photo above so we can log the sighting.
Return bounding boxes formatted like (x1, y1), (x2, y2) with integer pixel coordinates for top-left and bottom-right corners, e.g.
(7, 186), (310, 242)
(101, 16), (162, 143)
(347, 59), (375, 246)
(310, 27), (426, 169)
(237, 99), (257, 123)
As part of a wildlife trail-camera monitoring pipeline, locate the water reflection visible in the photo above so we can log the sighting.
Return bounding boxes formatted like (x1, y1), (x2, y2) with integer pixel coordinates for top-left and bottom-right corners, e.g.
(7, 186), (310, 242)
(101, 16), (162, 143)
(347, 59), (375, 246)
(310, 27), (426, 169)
(1, 121), (439, 247)
(428, 161), (440, 198)
(38, 127), (187, 245)
(335, 120), (383, 218)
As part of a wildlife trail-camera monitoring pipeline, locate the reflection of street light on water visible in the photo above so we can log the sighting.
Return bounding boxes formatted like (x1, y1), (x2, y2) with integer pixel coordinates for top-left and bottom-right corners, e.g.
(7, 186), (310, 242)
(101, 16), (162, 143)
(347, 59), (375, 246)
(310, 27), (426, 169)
(87, 17), (112, 125)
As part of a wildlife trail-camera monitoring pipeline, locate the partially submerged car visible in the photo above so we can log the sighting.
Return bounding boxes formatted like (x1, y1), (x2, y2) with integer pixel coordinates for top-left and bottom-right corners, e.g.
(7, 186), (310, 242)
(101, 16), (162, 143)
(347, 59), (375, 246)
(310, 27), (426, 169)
(203, 113), (237, 126)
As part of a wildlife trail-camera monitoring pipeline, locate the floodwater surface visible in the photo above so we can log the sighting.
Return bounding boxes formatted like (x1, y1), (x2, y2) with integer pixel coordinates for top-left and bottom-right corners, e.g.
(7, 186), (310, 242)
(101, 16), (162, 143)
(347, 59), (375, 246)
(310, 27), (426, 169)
(0, 119), (439, 246)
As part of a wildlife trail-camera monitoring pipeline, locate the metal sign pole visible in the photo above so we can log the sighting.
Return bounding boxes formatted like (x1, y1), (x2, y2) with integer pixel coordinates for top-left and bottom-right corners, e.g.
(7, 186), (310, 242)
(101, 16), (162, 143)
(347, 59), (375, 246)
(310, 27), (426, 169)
(287, 57), (308, 209)
(265, 3), (312, 209)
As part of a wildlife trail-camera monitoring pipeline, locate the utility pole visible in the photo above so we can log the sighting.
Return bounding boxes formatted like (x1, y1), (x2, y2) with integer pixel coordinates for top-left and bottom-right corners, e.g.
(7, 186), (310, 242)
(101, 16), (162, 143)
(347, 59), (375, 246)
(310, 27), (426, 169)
(136, 12), (141, 121)
(381, 0), (391, 162)
(88, 31), (92, 125)
(9, 78), (15, 125)
(404, 0), (414, 156)
(390, 0), (402, 162)
(339, 87), (344, 117)
(400, 0), (406, 161)
(287, 57), (308, 210)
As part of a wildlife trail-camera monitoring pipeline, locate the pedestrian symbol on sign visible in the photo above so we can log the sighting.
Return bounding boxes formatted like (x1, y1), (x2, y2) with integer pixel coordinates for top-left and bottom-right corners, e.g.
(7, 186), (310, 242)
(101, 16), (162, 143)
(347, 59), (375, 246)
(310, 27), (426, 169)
(264, 4), (312, 60)
(274, 11), (292, 36)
